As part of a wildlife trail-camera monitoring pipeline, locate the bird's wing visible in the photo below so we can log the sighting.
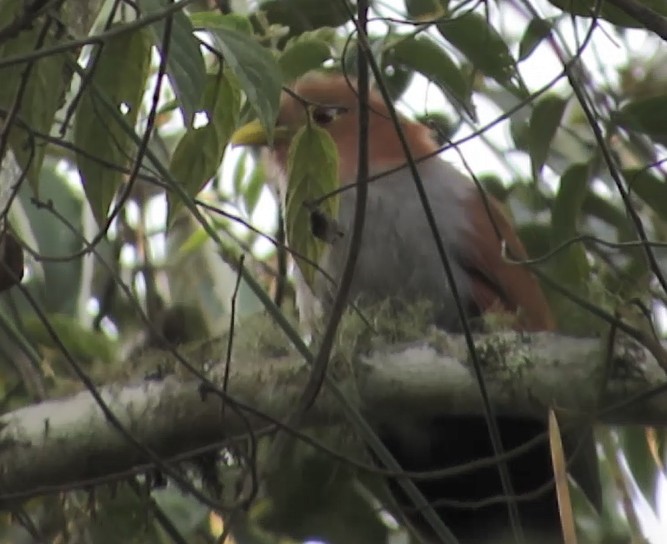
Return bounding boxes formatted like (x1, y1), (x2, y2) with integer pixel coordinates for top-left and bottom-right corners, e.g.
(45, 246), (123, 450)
(459, 190), (556, 331)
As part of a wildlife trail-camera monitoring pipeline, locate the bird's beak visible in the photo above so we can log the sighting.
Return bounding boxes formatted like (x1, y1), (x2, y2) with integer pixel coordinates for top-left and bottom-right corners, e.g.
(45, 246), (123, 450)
(230, 119), (291, 147)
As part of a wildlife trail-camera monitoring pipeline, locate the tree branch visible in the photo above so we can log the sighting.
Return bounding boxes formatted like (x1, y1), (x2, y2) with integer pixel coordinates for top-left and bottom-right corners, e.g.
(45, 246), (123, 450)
(0, 329), (665, 500)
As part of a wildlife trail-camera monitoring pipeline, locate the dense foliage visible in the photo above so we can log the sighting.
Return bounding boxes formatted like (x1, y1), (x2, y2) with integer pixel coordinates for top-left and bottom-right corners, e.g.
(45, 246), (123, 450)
(0, 0), (666, 542)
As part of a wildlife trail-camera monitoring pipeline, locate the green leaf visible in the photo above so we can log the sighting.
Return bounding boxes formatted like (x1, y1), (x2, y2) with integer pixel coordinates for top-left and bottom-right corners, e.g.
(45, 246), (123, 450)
(552, 164), (590, 241)
(260, 442), (388, 544)
(280, 28), (337, 82)
(257, 0), (352, 38)
(547, 0), (667, 28)
(415, 112), (456, 144)
(243, 163), (267, 216)
(380, 60), (414, 102)
(88, 486), (162, 543)
(618, 427), (661, 508)
(169, 71), (241, 221)
(279, 39), (332, 81)
(287, 26), (338, 46)
(205, 26), (282, 143)
(285, 124), (339, 286)
(551, 163), (591, 285)
(0, 0), (75, 192)
(144, 0), (207, 125)
(509, 182), (552, 213)
(479, 174), (509, 202)
(153, 489), (209, 538)
(190, 12), (253, 34)
(175, 224), (210, 257)
(519, 17), (552, 61)
(529, 95), (568, 179)
(75, 26), (152, 226)
(510, 117), (530, 151)
(582, 192), (633, 237)
(516, 223), (552, 260)
(581, 190), (650, 288)
(405, 0), (447, 21)
(24, 314), (116, 365)
(342, 37), (383, 88)
(167, 216), (263, 325)
(343, 35), (406, 99)
(614, 95), (667, 141)
(386, 35), (474, 120)
(624, 168), (667, 222)
(568, 477), (603, 542)
(348, 34), (416, 101)
(437, 11), (518, 88)
(232, 149), (248, 195)
(18, 163), (83, 315)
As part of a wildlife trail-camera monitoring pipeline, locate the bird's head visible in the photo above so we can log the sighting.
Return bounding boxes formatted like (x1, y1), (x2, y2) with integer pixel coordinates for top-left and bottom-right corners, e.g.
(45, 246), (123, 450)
(231, 72), (438, 182)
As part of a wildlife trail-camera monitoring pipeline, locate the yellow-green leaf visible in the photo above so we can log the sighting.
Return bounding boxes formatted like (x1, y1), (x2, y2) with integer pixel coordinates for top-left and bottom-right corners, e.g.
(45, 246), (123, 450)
(285, 124), (339, 286)
(75, 26), (152, 226)
(168, 71), (241, 221)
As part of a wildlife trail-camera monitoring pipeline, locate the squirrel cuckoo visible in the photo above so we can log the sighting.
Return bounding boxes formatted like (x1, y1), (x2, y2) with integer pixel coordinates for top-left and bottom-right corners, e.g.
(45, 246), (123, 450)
(232, 73), (600, 543)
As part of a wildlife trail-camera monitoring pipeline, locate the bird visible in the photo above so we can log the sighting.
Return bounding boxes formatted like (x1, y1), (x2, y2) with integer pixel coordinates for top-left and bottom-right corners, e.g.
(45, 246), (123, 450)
(231, 72), (600, 543)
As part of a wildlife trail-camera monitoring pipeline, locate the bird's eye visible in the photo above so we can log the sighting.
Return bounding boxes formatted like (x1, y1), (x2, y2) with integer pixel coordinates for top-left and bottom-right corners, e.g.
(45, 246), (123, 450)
(311, 106), (346, 126)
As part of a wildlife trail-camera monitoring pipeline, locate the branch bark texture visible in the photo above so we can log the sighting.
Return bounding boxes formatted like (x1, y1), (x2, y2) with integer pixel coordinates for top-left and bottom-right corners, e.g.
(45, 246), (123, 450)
(0, 329), (665, 501)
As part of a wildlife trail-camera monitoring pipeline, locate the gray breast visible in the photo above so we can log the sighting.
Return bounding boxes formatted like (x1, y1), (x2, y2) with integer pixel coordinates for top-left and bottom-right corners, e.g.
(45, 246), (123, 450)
(311, 157), (476, 331)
